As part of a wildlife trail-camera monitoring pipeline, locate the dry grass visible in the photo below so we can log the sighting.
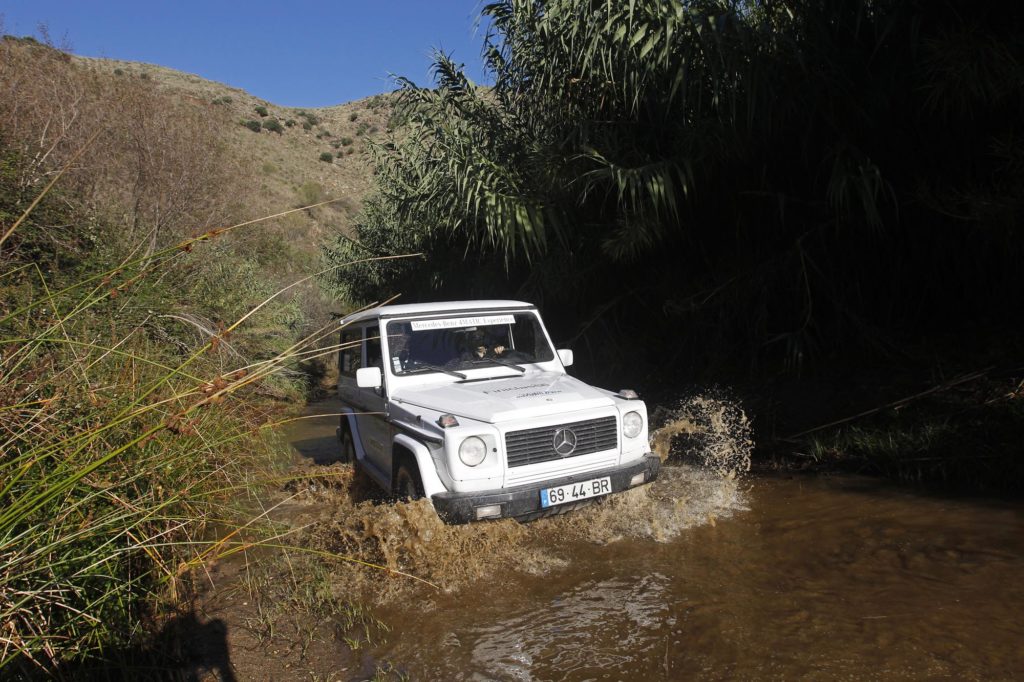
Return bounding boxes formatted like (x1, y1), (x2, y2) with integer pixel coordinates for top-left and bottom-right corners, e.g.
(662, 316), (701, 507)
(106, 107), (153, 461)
(0, 34), (404, 674)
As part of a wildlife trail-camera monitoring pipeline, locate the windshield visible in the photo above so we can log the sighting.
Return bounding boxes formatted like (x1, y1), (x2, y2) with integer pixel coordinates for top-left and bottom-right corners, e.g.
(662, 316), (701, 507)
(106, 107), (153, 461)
(385, 312), (555, 376)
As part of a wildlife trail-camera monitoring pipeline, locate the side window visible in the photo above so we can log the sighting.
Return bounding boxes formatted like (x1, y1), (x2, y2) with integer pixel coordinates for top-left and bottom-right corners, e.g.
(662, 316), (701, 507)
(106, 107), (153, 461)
(366, 325), (382, 370)
(339, 328), (362, 377)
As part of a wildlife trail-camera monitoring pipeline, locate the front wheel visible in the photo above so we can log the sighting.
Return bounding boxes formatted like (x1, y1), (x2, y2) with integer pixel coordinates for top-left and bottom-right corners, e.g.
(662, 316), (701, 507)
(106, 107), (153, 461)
(394, 460), (424, 501)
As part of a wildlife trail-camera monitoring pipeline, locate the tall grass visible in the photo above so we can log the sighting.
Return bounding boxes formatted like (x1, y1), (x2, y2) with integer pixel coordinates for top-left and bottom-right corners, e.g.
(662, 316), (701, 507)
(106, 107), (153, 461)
(0, 197), (365, 674)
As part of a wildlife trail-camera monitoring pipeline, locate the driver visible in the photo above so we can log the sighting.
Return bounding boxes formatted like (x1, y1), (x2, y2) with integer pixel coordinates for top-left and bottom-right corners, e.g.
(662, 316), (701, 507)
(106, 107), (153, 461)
(464, 330), (507, 360)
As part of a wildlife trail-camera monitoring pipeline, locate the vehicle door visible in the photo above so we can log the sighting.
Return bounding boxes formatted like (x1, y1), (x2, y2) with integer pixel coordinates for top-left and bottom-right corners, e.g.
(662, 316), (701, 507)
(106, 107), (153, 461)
(353, 324), (392, 482)
(337, 326), (362, 408)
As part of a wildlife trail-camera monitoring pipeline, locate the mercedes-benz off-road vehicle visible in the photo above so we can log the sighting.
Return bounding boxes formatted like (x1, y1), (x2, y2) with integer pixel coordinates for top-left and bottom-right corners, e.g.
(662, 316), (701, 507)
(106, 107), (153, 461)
(336, 300), (661, 523)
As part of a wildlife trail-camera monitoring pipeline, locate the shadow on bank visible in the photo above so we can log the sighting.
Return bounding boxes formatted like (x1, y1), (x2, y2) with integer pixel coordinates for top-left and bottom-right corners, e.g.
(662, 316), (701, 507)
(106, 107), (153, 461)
(8, 612), (238, 682)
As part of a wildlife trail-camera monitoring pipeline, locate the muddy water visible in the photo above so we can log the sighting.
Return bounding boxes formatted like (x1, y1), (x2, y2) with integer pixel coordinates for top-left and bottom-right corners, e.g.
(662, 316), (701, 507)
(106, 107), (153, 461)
(283, 401), (1024, 680)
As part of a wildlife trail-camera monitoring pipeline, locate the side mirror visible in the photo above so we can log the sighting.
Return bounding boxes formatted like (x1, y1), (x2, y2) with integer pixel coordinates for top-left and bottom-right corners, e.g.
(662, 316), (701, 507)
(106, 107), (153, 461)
(556, 348), (574, 367)
(356, 366), (382, 389)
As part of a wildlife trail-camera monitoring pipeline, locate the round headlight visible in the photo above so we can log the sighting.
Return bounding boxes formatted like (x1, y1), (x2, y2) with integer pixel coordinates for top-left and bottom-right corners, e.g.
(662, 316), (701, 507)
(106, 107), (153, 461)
(622, 411), (643, 439)
(458, 436), (487, 466)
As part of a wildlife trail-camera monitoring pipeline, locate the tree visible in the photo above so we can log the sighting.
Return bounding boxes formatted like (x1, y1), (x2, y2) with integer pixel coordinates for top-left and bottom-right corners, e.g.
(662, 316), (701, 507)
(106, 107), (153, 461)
(324, 0), (1024, 381)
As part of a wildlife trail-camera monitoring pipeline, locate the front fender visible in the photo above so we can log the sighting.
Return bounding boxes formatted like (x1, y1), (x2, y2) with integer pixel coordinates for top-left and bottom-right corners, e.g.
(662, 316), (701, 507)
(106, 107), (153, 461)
(393, 433), (447, 498)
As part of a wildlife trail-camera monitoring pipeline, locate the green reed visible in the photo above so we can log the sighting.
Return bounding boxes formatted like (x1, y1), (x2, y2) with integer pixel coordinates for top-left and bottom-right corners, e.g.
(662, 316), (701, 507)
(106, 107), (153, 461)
(0, 193), (411, 673)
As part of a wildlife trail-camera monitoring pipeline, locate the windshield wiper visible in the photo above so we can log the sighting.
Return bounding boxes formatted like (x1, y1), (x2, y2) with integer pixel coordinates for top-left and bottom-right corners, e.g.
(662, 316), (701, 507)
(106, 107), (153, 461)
(405, 362), (467, 380)
(471, 358), (526, 373)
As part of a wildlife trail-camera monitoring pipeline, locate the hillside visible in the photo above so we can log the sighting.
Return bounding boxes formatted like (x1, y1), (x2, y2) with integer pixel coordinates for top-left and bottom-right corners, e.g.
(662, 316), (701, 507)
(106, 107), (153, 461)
(74, 54), (391, 271)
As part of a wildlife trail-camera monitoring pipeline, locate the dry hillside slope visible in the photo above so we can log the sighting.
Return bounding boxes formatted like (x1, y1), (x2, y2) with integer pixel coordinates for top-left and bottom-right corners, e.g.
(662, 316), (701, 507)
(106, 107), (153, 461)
(74, 55), (392, 255)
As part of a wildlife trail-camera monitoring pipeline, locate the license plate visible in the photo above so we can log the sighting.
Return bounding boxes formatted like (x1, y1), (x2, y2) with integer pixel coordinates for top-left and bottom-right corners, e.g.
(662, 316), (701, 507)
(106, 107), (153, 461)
(540, 476), (612, 508)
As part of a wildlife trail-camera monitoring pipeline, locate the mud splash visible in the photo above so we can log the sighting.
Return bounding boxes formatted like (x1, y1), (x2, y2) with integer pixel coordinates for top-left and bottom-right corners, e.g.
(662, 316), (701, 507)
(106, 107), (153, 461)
(651, 393), (753, 476)
(274, 394), (753, 602)
(284, 465), (746, 602)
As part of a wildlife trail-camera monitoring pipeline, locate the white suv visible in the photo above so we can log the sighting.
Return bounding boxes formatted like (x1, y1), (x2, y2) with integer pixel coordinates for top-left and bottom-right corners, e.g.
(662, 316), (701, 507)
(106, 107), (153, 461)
(336, 300), (660, 523)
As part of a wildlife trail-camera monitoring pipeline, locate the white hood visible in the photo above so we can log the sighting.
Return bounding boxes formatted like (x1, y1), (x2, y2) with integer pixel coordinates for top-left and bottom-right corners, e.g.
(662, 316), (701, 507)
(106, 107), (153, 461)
(392, 372), (614, 423)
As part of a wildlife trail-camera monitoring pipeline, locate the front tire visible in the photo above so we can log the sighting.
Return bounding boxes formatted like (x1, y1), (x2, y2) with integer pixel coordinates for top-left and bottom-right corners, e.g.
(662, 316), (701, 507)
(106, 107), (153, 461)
(394, 460), (424, 501)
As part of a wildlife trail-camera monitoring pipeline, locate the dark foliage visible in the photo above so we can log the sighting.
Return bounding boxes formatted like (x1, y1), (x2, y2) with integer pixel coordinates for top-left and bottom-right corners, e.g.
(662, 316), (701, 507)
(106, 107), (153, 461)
(325, 0), (1024, 392)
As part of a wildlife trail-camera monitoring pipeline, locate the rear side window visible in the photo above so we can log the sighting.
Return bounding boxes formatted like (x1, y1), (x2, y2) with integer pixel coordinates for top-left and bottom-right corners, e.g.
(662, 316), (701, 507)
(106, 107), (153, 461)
(339, 328), (362, 377)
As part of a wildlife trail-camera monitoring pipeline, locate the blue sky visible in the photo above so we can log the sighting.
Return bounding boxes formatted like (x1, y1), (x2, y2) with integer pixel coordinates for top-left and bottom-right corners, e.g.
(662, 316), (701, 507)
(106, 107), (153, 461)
(1, 1), (489, 106)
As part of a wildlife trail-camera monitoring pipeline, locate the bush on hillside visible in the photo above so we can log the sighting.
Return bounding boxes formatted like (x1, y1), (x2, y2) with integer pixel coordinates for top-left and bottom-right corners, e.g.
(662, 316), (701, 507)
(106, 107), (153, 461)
(263, 118), (284, 134)
(243, 119), (262, 132)
(294, 180), (324, 207)
(254, 104), (268, 117)
(318, 152), (334, 163)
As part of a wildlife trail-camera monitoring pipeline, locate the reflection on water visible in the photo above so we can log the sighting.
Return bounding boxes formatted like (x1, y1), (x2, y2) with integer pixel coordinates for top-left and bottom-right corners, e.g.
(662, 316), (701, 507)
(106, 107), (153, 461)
(466, 575), (672, 681)
(282, 401), (1024, 680)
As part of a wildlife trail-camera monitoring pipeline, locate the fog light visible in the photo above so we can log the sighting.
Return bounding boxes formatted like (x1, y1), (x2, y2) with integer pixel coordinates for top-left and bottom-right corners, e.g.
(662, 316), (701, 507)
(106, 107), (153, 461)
(475, 504), (503, 520)
(629, 472), (646, 487)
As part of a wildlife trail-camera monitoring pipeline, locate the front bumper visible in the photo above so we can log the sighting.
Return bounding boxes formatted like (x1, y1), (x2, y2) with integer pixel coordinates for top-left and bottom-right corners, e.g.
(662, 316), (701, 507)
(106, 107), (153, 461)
(431, 453), (662, 524)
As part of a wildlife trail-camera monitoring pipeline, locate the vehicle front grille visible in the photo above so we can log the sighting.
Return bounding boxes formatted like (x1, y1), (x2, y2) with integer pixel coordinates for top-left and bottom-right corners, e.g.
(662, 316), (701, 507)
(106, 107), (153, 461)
(505, 416), (618, 468)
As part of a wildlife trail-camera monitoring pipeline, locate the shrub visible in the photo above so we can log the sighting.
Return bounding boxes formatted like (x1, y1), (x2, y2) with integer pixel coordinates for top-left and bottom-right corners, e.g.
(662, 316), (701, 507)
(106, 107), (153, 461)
(349, 112), (358, 122)
(285, 118), (295, 127)
(340, 137), (353, 146)
(254, 105), (268, 117)
(263, 118), (284, 134)
(139, 72), (150, 80)
(113, 67), (124, 76)
(355, 122), (369, 136)
(336, 151), (345, 158)
(299, 111), (319, 126)
(318, 152), (334, 163)
(243, 119), (262, 133)
(295, 180), (324, 206)
(302, 121), (312, 131)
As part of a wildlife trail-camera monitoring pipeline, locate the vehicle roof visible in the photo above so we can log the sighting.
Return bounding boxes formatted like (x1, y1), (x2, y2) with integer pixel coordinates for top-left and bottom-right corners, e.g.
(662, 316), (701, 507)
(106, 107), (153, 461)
(338, 300), (535, 326)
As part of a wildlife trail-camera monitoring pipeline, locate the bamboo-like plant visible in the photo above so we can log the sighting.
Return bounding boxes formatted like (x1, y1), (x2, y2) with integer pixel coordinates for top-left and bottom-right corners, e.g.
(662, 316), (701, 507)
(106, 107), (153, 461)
(325, 0), (1024, 379)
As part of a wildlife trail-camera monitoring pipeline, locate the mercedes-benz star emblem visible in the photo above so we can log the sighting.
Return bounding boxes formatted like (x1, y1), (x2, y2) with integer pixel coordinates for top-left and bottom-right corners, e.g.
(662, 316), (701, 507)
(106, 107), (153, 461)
(552, 428), (578, 456)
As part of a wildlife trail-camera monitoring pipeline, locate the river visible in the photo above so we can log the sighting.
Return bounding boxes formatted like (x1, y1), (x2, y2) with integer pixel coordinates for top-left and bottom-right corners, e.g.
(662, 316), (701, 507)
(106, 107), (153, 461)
(281, 400), (1024, 680)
